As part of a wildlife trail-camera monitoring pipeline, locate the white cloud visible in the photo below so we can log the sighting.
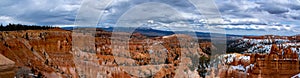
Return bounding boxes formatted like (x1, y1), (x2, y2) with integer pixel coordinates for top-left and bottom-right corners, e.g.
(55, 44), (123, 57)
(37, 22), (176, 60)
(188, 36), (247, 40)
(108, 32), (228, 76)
(0, 16), (33, 25)
(215, 24), (293, 31)
(0, 0), (82, 25)
(0, 0), (299, 35)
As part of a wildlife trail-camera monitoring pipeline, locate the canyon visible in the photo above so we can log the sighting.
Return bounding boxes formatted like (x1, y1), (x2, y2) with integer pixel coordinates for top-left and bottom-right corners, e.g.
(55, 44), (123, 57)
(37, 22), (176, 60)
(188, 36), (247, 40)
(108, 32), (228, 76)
(217, 35), (300, 78)
(1, 27), (300, 78)
(0, 28), (211, 78)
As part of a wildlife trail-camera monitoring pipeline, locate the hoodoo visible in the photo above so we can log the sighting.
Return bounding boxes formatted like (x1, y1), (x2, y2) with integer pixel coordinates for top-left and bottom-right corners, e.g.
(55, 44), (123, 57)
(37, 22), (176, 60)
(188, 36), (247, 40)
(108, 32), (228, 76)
(0, 54), (15, 78)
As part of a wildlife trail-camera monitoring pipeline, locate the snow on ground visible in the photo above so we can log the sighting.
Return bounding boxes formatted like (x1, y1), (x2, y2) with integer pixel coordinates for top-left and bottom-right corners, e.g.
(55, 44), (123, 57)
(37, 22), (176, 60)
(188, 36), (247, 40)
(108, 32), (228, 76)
(238, 56), (250, 61)
(247, 44), (272, 53)
(231, 65), (245, 71)
(221, 38), (300, 73)
(241, 37), (300, 54)
(220, 53), (252, 72)
(222, 54), (253, 72)
(222, 53), (237, 64)
(283, 43), (300, 47)
(246, 42), (300, 54)
(242, 39), (289, 45)
(221, 53), (250, 64)
(291, 47), (300, 59)
(291, 73), (300, 78)
(245, 64), (254, 73)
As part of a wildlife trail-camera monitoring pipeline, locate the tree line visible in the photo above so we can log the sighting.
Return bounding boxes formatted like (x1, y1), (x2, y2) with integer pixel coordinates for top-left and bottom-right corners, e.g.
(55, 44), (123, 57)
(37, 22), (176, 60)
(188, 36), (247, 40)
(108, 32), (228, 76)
(0, 23), (58, 31)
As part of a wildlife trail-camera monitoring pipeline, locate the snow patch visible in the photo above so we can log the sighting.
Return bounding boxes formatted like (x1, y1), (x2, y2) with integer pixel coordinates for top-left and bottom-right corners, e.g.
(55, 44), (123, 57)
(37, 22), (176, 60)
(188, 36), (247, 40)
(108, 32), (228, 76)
(239, 56), (250, 61)
(291, 73), (300, 78)
(231, 65), (245, 71)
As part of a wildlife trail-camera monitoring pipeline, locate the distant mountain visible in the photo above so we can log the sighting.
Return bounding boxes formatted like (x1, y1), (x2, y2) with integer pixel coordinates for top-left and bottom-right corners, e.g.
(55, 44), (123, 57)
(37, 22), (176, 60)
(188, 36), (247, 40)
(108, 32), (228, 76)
(60, 26), (243, 39)
(60, 27), (74, 30)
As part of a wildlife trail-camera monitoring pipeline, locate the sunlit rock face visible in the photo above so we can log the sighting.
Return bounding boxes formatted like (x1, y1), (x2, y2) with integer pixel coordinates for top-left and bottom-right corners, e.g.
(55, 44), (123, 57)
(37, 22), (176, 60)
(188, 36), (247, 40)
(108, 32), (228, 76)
(0, 54), (15, 78)
(0, 30), (76, 78)
(0, 29), (211, 78)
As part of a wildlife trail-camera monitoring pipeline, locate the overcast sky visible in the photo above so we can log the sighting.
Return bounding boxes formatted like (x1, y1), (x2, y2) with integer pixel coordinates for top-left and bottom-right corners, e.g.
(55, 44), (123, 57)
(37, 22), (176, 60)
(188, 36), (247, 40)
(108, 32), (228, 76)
(0, 0), (300, 36)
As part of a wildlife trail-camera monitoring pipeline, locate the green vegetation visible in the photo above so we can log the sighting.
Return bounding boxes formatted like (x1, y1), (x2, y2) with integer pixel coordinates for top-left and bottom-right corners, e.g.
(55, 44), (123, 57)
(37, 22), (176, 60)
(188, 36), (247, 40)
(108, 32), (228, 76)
(0, 23), (57, 31)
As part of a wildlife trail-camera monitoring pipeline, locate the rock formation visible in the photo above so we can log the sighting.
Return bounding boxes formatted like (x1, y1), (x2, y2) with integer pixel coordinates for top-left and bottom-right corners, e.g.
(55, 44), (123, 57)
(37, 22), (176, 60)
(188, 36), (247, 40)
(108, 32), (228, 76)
(0, 29), (210, 78)
(0, 54), (15, 78)
(218, 44), (300, 78)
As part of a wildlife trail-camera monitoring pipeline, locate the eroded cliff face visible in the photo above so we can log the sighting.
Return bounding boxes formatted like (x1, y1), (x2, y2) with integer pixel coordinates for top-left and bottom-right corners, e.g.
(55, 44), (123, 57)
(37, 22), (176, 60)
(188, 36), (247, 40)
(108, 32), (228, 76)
(0, 54), (15, 78)
(0, 29), (211, 78)
(0, 30), (76, 78)
(73, 31), (209, 78)
(216, 36), (300, 78)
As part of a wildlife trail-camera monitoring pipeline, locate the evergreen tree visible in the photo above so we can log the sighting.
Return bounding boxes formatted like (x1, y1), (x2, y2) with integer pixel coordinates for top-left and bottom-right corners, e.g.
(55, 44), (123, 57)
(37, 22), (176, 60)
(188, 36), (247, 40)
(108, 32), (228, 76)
(0, 23), (58, 31)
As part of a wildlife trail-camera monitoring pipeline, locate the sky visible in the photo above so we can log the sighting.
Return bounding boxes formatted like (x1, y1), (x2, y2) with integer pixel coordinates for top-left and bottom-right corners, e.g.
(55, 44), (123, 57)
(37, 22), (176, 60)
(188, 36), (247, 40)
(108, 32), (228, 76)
(0, 0), (300, 36)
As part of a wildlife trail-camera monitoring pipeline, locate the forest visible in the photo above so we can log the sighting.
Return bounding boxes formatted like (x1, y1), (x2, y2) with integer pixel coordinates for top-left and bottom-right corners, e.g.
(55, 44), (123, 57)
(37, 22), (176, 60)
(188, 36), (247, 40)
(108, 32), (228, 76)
(0, 23), (58, 31)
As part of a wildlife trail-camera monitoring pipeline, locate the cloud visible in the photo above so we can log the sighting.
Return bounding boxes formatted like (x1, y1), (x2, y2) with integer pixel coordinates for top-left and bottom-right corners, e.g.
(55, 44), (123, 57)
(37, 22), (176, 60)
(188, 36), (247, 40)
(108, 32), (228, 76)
(99, 0), (201, 24)
(211, 0), (300, 35)
(0, 16), (33, 25)
(215, 24), (292, 31)
(0, 0), (82, 25)
(0, 0), (299, 35)
(224, 0), (300, 20)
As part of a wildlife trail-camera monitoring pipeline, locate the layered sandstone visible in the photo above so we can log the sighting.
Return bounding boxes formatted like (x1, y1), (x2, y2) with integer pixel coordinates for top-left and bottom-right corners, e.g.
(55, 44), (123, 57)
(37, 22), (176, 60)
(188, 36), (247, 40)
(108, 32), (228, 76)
(0, 30), (76, 78)
(218, 44), (300, 78)
(0, 29), (210, 78)
(0, 54), (15, 78)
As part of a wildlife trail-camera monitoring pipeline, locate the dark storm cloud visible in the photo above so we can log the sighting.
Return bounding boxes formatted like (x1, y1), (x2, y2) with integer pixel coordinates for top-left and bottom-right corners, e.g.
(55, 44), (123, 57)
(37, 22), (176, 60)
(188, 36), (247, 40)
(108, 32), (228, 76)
(260, 4), (289, 14)
(0, 0), (300, 35)
(0, 0), (81, 25)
